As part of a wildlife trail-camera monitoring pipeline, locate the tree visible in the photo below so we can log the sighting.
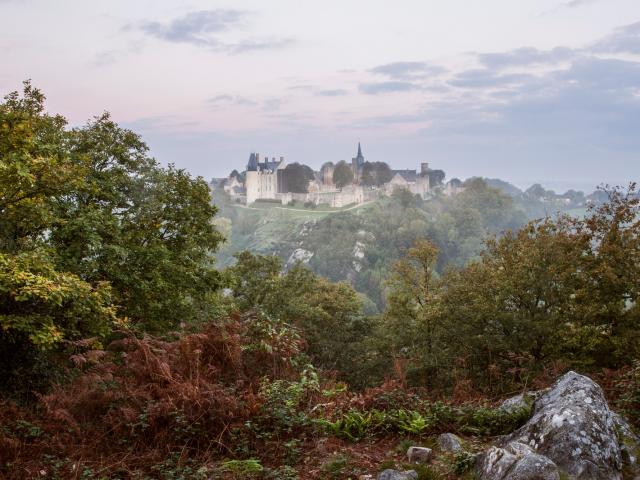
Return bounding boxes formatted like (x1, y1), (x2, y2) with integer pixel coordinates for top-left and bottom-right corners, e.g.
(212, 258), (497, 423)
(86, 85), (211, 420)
(362, 161), (392, 186)
(333, 160), (354, 188)
(427, 169), (445, 187)
(383, 239), (442, 386)
(0, 81), (87, 253)
(0, 82), (224, 395)
(392, 186), (417, 208)
(49, 113), (223, 332)
(283, 162), (314, 193)
(225, 251), (375, 386)
(437, 184), (638, 392)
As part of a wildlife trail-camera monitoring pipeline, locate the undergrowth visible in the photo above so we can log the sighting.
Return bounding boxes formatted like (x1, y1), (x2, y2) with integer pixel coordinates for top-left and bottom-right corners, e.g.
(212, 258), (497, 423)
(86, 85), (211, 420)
(0, 313), (530, 479)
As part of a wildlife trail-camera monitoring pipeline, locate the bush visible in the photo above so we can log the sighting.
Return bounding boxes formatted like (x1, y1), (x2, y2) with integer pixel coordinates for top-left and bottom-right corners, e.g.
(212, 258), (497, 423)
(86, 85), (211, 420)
(614, 361), (640, 427)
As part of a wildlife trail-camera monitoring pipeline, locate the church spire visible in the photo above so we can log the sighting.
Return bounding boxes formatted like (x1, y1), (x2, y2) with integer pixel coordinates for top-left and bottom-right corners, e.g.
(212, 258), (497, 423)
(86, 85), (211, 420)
(357, 142), (363, 158)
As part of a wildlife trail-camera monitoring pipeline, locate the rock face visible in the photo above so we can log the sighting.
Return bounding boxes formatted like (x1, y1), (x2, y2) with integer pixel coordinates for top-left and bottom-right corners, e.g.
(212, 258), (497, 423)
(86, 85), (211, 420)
(406, 446), (433, 463)
(377, 469), (418, 480)
(477, 442), (560, 480)
(505, 371), (621, 479)
(479, 371), (638, 480)
(437, 432), (462, 452)
(499, 390), (545, 414)
(612, 412), (640, 478)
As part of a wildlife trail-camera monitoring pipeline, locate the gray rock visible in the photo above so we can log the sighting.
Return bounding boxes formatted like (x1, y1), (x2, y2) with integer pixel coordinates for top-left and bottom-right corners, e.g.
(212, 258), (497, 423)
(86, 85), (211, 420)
(377, 469), (418, 480)
(505, 453), (560, 480)
(477, 442), (559, 480)
(503, 371), (622, 479)
(437, 432), (463, 452)
(406, 446), (433, 463)
(612, 412), (640, 477)
(499, 391), (542, 414)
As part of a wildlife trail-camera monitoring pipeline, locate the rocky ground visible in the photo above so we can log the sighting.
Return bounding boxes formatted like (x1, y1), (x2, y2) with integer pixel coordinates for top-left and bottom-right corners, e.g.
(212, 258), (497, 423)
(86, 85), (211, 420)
(349, 372), (640, 480)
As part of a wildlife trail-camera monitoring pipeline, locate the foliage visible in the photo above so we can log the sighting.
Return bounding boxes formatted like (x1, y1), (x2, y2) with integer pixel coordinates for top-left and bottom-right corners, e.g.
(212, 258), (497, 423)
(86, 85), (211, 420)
(427, 169), (446, 187)
(283, 162), (314, 193)
(0, 313), (307, 478)
(382, 183), (640, 393)
(613, 360), (640, 427)
(319, 383), (531, 441)
(224, 251), (375, 387)
(383, 239), (440, 386)
(0, 249), (117, 348)
(333, 160), (354, 188)
(0, 82), (222, 395)
(452, 451), (476, 475)
(392, 186), (419, 208)
(320, 454), (350, 479)
(218, 459), (264, 476)
(362, 161), (393, 186)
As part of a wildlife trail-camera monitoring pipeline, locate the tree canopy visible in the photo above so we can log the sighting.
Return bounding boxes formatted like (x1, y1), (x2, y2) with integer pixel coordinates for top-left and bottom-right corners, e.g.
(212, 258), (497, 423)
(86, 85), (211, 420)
(361, 161), (392, 186)
(283, 162), (315, 193)
(0, 82), (223, 397)
(333, 160), (354, 188)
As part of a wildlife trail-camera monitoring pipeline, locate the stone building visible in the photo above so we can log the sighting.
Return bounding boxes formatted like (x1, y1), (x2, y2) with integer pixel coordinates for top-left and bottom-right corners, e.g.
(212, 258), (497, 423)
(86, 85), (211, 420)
(223, 144), (435, 206)
(244, 153), (287, 204)
(384, 162), (431, 198)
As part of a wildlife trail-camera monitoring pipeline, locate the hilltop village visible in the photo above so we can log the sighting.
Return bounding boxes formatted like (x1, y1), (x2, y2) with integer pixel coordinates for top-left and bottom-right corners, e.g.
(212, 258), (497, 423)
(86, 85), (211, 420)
(215, 143), (456, 207)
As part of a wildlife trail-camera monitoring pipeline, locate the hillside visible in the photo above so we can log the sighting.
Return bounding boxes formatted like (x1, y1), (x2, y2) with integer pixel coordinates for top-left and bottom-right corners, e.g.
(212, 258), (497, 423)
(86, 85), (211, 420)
(213, 179), (587, 310)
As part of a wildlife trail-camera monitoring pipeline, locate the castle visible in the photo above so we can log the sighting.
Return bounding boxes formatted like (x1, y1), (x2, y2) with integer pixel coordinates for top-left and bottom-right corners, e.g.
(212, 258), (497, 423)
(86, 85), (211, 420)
(244, 153), (287, 204)
(222, 144), (433, 207)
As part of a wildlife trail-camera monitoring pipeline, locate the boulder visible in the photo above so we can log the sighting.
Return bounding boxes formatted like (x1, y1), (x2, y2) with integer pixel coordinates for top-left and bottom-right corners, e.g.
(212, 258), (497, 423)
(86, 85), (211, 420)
(406, 446), (433, 463)
(499, 390), (545, 414)
(437, 432), (462, 452)
(502, 371), (622, 479)
(477, 442), (559, 480)
(377, 469), (418, 480)
(612, 412), (640, 478)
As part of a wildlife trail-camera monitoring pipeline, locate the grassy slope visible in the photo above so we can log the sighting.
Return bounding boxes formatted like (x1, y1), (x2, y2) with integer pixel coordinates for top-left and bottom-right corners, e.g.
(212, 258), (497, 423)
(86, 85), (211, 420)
(216, 201), (378, 267)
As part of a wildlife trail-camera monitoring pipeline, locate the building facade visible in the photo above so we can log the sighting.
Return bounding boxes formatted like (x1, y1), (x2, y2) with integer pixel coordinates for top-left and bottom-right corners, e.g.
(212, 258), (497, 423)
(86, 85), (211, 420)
(245, 153), (287, 204)
(223, 144), (435, 207)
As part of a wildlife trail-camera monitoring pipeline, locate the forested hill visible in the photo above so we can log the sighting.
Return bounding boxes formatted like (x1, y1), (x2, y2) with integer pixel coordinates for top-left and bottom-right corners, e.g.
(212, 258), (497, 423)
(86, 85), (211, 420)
(212, 179), (591, 310)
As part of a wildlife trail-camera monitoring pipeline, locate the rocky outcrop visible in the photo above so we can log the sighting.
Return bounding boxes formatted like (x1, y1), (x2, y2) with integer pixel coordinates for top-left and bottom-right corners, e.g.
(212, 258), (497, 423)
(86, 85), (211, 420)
(499, 390), (545, 414)
(285, 248), (313, 267)
(612, 412), (640, 478)
(505, 371), (621, 479)
(478, 442), (559, 480)
(406, 446), (432, 463)
(377, 469), (418, 480)
(437, 433), (462, 452)
(478, 371), (640, 480)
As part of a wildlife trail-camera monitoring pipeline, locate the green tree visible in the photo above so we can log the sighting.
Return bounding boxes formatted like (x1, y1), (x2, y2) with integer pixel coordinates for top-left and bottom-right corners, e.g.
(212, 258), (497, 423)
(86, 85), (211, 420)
(0, 82), (87, 253)
(383, 240), (442, 386)
(392, 186), (417, 208)
(283, 162), (315, 193)
(427, 169), (445, 187)
(333, 160), (354, 188)
(0, 82), (223, 395)
(225, 251), (377, 386)
(362, 161), (392, 186)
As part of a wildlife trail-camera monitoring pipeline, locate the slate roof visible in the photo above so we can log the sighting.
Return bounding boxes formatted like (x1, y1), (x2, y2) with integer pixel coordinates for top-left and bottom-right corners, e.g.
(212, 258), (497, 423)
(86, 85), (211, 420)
(392, 169), (417, 182)
(246, 152), (281, 172)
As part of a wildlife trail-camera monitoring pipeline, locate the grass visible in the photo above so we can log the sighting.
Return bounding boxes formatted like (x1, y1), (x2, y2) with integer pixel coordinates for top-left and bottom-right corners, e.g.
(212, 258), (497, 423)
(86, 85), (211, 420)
(216, 198), (381, 267)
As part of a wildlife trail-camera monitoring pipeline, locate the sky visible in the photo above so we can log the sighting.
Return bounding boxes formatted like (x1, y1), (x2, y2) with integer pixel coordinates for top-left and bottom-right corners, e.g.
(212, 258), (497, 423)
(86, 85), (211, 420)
(1, 0), (639, 192)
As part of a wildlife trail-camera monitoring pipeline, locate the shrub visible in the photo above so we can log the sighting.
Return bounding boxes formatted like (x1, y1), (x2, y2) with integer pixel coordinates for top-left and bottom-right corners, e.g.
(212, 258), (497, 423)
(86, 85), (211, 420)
(614, 360), (640, 427)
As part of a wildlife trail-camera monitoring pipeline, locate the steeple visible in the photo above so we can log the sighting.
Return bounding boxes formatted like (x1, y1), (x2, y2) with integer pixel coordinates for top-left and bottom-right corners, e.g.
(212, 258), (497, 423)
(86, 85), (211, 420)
(247, 152), (259, 171)
(356, 142), (363, 159)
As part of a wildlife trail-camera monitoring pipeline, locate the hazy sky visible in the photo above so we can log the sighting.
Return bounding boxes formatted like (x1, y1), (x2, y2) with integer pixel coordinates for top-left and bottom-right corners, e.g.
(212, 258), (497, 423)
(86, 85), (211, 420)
(2, 0), (639, 191)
